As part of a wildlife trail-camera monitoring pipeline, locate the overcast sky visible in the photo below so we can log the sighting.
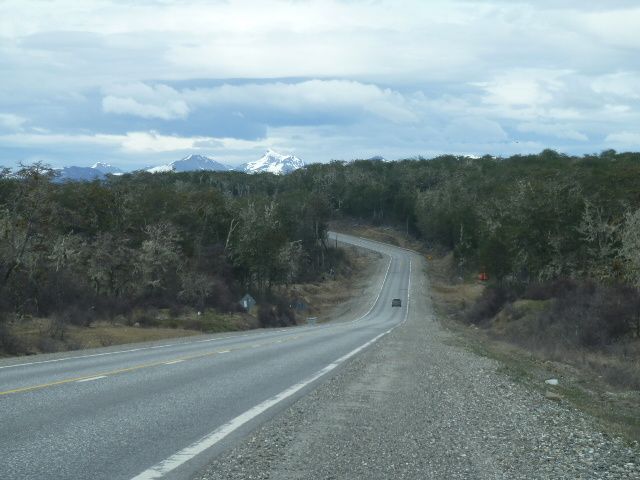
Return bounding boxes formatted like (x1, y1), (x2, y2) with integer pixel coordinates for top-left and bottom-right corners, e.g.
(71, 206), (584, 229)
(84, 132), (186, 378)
(1, 0), (639, 169)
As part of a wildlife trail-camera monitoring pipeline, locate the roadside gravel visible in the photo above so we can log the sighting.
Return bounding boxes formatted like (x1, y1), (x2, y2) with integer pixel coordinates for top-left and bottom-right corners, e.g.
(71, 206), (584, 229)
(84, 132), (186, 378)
(195, 260), (639, 480)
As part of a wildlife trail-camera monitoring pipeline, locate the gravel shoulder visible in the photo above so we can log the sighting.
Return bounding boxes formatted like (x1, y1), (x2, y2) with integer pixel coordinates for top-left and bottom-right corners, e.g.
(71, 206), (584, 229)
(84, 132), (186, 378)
(194, 257), (639, 480)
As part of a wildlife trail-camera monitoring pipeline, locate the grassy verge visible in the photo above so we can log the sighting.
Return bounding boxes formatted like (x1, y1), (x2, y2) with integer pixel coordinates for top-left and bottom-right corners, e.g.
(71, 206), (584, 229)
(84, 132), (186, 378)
(428, 253), (640, 443)
(1, 310), (255, 356)
(0, 243), (375, 358)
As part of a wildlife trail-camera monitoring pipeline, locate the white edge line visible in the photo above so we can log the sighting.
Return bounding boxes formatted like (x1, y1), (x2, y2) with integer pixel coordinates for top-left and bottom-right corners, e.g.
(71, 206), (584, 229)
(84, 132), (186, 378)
(131, 258), (414, 480)
(129, 303), (409, 480)
(76, 375), (107, 383)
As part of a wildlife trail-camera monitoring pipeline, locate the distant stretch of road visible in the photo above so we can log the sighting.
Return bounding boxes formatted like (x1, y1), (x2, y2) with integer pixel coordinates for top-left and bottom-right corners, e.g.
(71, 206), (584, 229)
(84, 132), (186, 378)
(0, 233), (415, 480)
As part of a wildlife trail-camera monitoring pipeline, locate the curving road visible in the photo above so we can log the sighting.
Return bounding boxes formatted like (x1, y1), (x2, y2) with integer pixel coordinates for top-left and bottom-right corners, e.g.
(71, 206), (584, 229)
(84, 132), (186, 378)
(0, 232), (416, 480)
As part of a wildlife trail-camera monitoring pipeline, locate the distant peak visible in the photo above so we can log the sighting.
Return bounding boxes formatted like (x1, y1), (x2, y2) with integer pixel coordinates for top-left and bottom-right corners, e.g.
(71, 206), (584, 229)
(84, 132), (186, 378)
(90, 162), (122, 173)
(146, 153), (231, 173)
(264, 149), (285, 158)
(241, 149), (305, 175)
(181, 153), (207, 160)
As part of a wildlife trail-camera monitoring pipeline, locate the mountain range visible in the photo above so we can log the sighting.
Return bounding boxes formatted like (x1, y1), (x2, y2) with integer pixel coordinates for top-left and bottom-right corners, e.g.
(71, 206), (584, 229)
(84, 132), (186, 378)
(55, 150), (306, 181)
(55, 162), (123, 182)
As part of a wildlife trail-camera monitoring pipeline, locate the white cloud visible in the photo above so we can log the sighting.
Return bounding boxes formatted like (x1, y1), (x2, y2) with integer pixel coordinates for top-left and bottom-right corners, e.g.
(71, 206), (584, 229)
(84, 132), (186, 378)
(0, 130), (210, 153)
(103, 80), (419, 124)
(117, 131), (204, 152)
(188, 80), (419, 123)
(102, 96), (189, 120)
(581, 7), (640, 49)
(2, 1), (640, 167)
(444, 117), (508, 143)
(517, 122), (588, 141)
(605, 131), (640, 147)
(476, 70), (569, 109)
(102, 83), (189, 119)
(0, 113), (27, 131)
(592, 72), (640, 100)
(0, 132), (119, 148)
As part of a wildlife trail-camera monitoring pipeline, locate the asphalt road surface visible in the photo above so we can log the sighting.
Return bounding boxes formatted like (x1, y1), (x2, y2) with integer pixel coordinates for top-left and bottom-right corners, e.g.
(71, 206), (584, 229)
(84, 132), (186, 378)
(193, 237), (639, 480)
(0, 232), (411, 480)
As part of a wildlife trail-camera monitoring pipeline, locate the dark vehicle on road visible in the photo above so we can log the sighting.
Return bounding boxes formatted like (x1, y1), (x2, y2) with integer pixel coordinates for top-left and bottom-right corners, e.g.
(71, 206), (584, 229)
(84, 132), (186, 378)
(392, 298), (401, 307)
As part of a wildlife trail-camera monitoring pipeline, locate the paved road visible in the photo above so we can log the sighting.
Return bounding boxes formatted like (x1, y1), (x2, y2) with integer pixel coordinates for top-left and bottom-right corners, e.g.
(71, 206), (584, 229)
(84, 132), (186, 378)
(0, 232), (413, 480)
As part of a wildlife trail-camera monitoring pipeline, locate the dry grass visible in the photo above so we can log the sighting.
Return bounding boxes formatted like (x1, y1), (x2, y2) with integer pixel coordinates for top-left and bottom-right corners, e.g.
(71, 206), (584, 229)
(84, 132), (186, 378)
(275, 244), (384, 323)
(1, 242), (377, 357)
(67, 324), (200, 348)
(3, 317), (218, 356)
(330, 220), (427, 252)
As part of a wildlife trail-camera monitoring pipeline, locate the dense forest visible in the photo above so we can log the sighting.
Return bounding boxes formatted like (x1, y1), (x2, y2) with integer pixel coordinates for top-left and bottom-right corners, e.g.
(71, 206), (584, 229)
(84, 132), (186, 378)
(2, 149), (640, 353)
(0, 163), (334, 346)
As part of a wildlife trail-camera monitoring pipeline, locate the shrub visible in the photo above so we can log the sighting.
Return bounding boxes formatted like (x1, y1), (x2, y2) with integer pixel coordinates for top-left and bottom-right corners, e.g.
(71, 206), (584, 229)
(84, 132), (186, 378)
(128, 308), (159, 327)
(257, 302), (296, 328)
(0, 323), (24, 356)
(48, 315), (68, 340)
(61, 305), (95, 327)
(532, 282), (634, 349)
(37, 336), (64, 353)
(466, 283), (517, 324)
(522, 278), (578, 301)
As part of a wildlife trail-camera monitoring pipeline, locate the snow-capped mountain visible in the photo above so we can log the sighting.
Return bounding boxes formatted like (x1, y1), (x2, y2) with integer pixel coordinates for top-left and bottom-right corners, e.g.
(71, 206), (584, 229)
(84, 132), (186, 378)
(238, 149), (305, 175)
(147, 154), (231, 173)
(92, 162), (123, 174)
(55, 163), (123, 182)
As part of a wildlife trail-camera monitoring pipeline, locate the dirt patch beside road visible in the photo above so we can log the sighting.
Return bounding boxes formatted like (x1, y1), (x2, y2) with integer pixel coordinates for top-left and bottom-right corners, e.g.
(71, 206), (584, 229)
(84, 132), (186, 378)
(281, 243), (385, 324)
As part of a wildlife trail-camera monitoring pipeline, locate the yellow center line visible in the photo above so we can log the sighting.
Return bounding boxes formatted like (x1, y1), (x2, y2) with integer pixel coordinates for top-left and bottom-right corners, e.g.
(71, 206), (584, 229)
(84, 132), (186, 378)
(0, 331), (318, 397)
(0, 347), (234, 396)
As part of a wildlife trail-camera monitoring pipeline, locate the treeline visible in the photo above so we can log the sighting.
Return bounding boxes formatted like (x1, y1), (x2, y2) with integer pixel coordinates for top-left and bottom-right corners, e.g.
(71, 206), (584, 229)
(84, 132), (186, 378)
(296, 149), (640, 349)
(3, 149), (640, 342)
(0, 165), (332, 332)
(301, 149), (640, 287)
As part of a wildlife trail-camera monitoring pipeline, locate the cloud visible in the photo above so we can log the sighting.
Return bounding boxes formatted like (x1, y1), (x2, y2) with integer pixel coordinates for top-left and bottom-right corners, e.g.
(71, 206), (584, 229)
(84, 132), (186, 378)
(517, 122), (588, 142)
(1, 1), (640, 167)
(102, 96), (189, 120)
(0, 129), (223, 153)
(444, 117), (508, 143)
(476, 70), (569, 109)
(102, 83), (190, 119)
(605, 131), (640, 148)
(592, 73), (640, 100)
(117, 131), (204, 152)
(188, 80), (419, 124)
(0, 113), (27, 131)
(103, 80), (419, 124)
(581, 7), (640, 49)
